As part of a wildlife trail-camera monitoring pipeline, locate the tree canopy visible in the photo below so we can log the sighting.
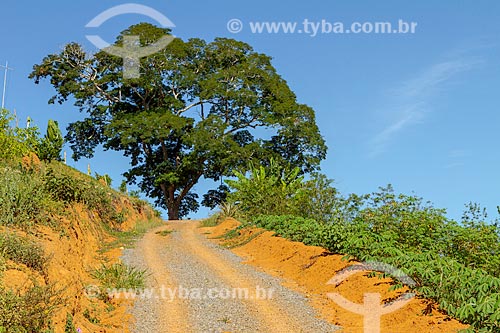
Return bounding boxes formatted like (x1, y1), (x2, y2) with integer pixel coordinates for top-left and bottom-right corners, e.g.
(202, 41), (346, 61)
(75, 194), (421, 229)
(30, 23), (327, 219)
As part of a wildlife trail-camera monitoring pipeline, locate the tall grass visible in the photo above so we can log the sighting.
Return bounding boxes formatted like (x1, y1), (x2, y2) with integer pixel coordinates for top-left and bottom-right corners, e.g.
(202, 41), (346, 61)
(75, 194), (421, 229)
(0, 166), (54, 229)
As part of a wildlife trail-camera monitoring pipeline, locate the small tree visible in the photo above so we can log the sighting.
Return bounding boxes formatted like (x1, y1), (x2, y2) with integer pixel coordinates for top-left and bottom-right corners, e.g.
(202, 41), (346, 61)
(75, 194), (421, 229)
(38, 119), (63, 161)
(119, 180), (128, 194)
(226, 159), (304, 217)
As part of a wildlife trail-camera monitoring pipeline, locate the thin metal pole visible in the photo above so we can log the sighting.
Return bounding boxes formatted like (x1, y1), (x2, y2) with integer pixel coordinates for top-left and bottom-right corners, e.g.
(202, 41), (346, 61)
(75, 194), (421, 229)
(1, 61), (14, 110)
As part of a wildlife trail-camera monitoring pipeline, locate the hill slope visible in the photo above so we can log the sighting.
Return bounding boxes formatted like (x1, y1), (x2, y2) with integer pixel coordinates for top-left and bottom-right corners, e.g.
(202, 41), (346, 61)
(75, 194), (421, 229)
(0, 154), (163, 332)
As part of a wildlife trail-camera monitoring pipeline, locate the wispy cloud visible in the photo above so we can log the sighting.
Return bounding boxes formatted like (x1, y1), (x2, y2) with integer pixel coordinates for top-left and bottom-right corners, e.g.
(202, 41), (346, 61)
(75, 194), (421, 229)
(368, 57), (480, 157)
(448, 149), (467, 159)
(443, 162), (464, 169)
(443, 149), (468, 169)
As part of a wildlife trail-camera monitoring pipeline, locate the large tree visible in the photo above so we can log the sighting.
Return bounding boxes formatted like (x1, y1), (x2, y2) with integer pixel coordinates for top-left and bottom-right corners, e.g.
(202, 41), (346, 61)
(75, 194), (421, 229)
(30, 23), (327, 219)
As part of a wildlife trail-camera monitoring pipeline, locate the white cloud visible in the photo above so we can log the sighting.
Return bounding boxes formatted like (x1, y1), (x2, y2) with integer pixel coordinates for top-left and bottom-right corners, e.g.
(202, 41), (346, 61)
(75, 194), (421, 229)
(368, 57), (480, 157)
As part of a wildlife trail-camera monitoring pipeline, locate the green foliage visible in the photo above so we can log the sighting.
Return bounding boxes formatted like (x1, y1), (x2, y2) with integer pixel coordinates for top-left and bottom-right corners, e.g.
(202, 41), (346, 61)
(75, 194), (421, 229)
(253, 215), (325, 245)
(38, 120), (63, 161)
(219, 202), (240, 219)
(201, 185), (229, 209)
(0, 232), (47, 272)
(0, 109), (40, 160)
(0, 283), (64, 333)
(42, 166), (123, 224)
(292, 172), (366, 225)
(31, 23), (326, 219)
(119, 180), (127, 194)
(226, 159), (304, 217)
(251, 204), (500, 332)
(228, 170), (500, 332)
(95, 172), (112, 186)
(91, 263), (147, 291)
(44, 168), (93, 204)
(0, 165), (53, 229)
(447, 203), (500, 275)
(64, 313), (77, 333)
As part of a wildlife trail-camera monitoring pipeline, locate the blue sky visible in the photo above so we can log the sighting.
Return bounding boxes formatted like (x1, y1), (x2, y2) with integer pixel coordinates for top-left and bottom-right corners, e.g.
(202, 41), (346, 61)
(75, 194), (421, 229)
(1, 0), (499, 220)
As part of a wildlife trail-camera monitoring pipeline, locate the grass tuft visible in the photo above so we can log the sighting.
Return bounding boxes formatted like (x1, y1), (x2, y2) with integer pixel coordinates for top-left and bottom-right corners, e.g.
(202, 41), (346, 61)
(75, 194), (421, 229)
(91, 262), (147, 291)
(200, 213), (222, 227)
(155, 230), (173, 237)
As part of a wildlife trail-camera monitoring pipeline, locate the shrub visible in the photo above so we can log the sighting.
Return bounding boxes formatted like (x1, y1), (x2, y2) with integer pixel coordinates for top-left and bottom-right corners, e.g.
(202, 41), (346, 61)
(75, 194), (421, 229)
(200, 213), (222, 227)
(43, 166), (121, 224)
(291, 173), (365, 225)
(219, 202), (240, 219)
(0, 232), (48, 272)
(43, 168), (92, 204)
(0, 283), (64, 332)
(0, 109), (41, 160)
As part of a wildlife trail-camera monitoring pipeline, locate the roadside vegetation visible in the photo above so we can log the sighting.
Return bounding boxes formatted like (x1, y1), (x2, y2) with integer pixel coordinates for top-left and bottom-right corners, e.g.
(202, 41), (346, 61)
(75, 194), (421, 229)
(0, 108), (160, 332)
(222, 161), (500, 332)
(91, 263), (147, 291)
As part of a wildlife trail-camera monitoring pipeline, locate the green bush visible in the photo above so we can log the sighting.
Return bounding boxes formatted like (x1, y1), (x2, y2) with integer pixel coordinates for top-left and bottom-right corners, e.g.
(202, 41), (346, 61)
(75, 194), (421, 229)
(0, 283), (64, 332)
(43, 168), (94, 205)
(291, 173), (366, 225)
(0, 109), (41, 160)
(0, 232), (48, 272)
(43, 166), (123, 224)
(219, 202), (240, 219)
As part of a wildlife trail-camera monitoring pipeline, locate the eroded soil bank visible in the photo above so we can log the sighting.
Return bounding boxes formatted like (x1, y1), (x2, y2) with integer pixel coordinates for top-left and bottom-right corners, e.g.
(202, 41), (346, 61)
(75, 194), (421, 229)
(202, 218), (469, 333)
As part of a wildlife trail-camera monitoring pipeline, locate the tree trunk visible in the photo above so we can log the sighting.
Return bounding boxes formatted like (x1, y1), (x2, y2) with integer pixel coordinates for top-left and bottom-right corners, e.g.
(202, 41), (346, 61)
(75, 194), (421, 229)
(161, 184), (180, 220)
(161, 174), (202, 220)
(167, 203), (180, 220)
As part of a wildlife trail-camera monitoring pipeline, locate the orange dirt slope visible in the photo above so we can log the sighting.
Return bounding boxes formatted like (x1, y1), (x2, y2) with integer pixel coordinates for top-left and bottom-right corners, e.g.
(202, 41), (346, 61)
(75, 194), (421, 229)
(201, 218), (469, 333)
(2, 196), (160, 333)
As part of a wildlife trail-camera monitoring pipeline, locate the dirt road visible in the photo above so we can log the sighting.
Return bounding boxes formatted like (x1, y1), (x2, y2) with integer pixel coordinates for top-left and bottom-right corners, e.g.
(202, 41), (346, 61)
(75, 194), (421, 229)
(122, 220), (339, 333)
